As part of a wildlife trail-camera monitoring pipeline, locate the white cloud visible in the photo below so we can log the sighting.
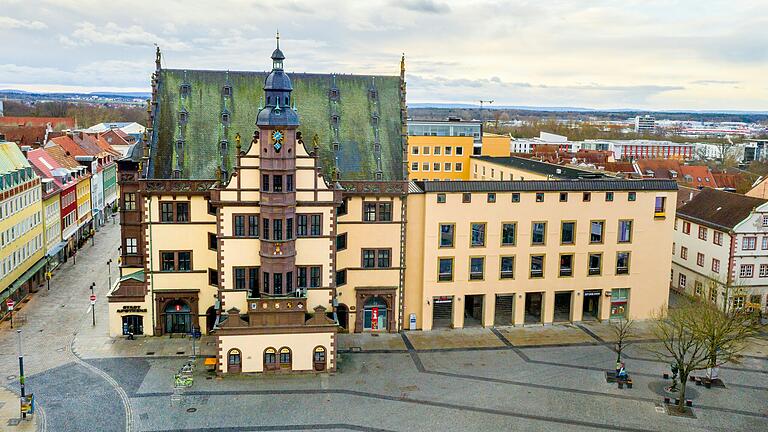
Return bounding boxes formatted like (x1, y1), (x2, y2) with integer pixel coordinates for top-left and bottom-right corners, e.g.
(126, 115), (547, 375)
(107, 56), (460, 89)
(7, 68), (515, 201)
(58, 22), (190, 50)
(0, 16), (47, 30)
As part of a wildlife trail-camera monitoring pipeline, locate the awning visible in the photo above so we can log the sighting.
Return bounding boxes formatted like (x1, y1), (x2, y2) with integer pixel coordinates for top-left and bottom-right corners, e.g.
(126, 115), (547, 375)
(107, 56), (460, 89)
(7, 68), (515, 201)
(46, 241), (67, 258)
(119, 270), (145, 283)
(1, 259), (47, 301)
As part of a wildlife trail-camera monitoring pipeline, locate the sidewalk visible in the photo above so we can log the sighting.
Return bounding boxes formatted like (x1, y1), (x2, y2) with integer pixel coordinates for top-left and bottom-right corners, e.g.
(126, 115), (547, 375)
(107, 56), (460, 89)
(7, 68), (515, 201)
(0, 387), (36, 431)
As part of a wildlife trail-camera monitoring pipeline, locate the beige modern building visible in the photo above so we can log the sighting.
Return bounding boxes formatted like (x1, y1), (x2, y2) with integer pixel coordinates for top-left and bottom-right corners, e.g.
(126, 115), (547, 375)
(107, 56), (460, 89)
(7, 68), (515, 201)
(403, 180), (677, 329)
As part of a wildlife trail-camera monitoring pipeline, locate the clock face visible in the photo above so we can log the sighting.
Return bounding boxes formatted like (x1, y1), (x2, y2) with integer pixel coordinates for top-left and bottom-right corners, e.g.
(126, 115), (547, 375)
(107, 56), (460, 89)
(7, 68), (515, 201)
(272, 130), (284, 152)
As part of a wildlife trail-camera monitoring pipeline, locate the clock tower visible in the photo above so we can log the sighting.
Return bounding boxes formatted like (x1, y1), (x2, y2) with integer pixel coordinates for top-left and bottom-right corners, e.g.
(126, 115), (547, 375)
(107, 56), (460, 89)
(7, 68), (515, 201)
(256, 33), (300, 296)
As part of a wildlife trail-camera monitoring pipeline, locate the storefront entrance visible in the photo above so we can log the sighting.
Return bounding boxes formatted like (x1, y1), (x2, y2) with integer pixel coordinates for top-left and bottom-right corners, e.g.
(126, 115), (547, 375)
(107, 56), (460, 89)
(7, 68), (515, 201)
(363, 296), (387, 331)
(494, 294), (515, 326)
(227, 349), (242, 374)
(463, 295), (484, 327)
(121, 315), (144, 335)
(432, 296), (453, 328)
(582, 290), (601, 320)
(524, 292), (543, 324)
(553, 291), (572, 322)
(164, 300), (192, 334)
(337, 304), (349, 331)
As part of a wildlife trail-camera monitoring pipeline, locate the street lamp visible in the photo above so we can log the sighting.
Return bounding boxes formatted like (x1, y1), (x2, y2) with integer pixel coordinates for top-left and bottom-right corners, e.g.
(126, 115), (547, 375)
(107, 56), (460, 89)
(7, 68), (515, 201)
(17, 330), (26, 420)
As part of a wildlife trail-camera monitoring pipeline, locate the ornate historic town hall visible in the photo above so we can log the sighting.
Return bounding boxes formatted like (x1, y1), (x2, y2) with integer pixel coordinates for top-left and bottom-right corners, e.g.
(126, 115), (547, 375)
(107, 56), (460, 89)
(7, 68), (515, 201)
(110, 36), (678, 374)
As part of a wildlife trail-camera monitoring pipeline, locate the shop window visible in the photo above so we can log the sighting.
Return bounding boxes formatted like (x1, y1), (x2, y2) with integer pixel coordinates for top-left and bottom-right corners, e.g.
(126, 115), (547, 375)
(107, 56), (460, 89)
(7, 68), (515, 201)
(264, 348), (277, 371)
(279, 347), (292, 370)
(610, 289), (629, 319)
(313, 346), (327, 371)
(363, 296), (387, 331)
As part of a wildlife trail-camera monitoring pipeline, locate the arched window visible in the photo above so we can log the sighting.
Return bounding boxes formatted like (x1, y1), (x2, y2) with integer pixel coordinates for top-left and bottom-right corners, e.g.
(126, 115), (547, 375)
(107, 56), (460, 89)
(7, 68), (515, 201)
(164, 300), (191, 334)
(313, 346), (326, 371)
(227, 349), (241, 373)
(363, 296), (388, 331)
(264, 347), (277, 371)
(279, 347), (292, 370)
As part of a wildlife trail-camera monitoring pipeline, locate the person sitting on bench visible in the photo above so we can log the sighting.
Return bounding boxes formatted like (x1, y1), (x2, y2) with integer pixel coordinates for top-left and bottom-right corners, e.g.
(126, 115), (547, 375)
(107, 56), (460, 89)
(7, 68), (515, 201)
(617, 363), (628, 380)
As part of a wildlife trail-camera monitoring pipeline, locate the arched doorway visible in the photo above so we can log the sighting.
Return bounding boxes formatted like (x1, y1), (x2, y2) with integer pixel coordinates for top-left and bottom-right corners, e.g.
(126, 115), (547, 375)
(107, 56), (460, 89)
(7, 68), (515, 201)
(363, 296), (388, 332)
(205, 306), (217, 334)
(279, 347), (292, 371)
(336, 303), (349, 331)
(264, 348), (277, 371)
(164, 300), (192, 334)
(227, 349), (242, 373)
(313, 346), (327, 371)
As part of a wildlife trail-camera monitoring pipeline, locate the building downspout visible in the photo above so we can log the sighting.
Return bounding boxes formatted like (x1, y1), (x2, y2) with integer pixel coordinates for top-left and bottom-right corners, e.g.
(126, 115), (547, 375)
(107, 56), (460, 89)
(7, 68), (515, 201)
(147, 198), (156, 333)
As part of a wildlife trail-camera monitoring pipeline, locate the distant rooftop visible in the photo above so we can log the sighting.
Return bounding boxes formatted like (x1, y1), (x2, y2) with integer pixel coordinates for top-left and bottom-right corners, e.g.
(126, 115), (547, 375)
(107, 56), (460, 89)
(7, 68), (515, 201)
(472, 155), (607, 179)
(411, 179), (678, 193)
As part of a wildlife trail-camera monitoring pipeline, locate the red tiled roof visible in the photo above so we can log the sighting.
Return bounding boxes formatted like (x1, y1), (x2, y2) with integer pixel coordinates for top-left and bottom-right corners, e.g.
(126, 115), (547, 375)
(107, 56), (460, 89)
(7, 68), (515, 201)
(101, 129), (132, 146)
(602, 162), (635, 174)
(48, 135), (88, 157)
(678, 165), (718, 189)
(43, 144), (80, 169)
(0, 116), (75, 129)
(635, 159), (682, 179)
(0, 125), (47, 147)
(91, 133), (122, 157)
(711, 172), (739, 189)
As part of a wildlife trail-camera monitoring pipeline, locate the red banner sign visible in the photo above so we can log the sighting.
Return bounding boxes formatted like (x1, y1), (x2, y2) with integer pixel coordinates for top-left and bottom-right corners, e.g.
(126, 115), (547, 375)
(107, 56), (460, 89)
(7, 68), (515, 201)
(371, 307), (379, 329)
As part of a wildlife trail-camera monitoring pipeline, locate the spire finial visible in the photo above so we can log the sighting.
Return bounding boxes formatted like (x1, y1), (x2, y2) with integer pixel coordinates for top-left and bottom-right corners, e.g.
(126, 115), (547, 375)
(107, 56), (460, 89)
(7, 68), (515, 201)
(400, 52), (405, 77)
(276, 30), (280, 49)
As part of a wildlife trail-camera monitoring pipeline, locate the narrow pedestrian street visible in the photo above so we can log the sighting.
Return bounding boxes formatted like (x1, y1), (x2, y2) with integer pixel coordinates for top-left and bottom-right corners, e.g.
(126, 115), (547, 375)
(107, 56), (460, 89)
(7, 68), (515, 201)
(0, 220), (125, 431)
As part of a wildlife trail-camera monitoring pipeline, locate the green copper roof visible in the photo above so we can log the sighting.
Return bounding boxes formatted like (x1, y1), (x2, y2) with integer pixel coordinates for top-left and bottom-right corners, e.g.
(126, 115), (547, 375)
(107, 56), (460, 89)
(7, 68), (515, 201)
(150, 69), (405, 181)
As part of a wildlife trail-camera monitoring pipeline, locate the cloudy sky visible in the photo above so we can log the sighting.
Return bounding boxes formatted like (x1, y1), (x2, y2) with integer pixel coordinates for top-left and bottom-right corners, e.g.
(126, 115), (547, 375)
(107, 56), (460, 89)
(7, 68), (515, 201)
(1, 0), (766, 110)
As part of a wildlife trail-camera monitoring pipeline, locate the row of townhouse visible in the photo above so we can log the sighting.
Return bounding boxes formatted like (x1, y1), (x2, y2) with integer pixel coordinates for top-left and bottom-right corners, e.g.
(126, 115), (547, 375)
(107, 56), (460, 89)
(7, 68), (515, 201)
(671, 188), (768, 313)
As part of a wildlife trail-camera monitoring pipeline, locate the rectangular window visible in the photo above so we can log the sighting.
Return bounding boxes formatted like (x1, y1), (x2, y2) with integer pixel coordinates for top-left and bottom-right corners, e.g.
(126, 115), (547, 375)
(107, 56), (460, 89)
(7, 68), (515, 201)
(583, 192), (591, 202)
(249, 268), (259, 293)
(310, 267), (321, 287)
(536, 193), (544, 202)
(683, 221), (691, 234)
(125, 238), (137, 254)
(249, 215), (260, 237)
(456, 147), (463, 155)
(175, 202), (189, 222)
(695, 280), (703, 296)
(654, 196), (666, 217)
(530, 255), (544, 278)
(411, 162), (419, 171)
(469, 257), (485, 280)
(590, 221), (605, 243)
(501, 223), (516, 246)
(679, 273), (687, 289)
(696, 253), (705, 267)
(161, 202), (174, 222)
(698, 226), (707, 240)
(455, 162), (463, 171)
(411, 146), (419, 155)
(310, 214), (321, 236)
(763, 215), (768, 227)
(273, 273), (283, 294)
(234, 215), (245, 237)
(433, 162), (440, 171)
(628, 192), (636, 201)
(605, 192), (614, 202)
(462, 193), (472, 203)
(532, 222), (546, 245)
(487, 193), (496, 203)
(208, 269), (219, 286)
(124, 193), (136, 210)
(740, 264), (754, 278)
(500, 256), (515, 279)
(681, 246), (688, 259)
(561, 221), (575, 245)
(273, 219), (283, 241)
(234, 268), (246, 290)
(262, 174), (269, 191)
(743, 237), (757, 250)
(618, 220), (632, 243)
(616, 252), (630, 275)
(559, 192), (568, 202)
(732, 295), (746, 309)
(444, 146), (452, 155)
(438, 258), (453, 282)
(437, 193), (446, 204)
(362, 249), (376, 268)
(422, 162), (429, 171)
(377, 249), (391, 268)
(760, 264), (768, 277)
(337, 198), (348, 216)
(336, 233), (347, 251)
(588, 253), (602, 276)
(161, 252), (175, 271)
(208, 233), (217, 250)
(336, 269), (347, 286)
(286, 175), (294, 192)
(378, 202), (392, 221)
(262, 217), (270, 239)
(177, 252), (191, 271)
(763, 237), (768, 250)
(297, 267), (307, 288)
(444, 162), (452, 171)
(470, 223), (486, 247)
(712, 258), (720, 273)
(273, 175), (282, 192)
(433, 146), (441, 155)
(511, 193), (520, 203)
(297, 215), (307, 236)
(364, 203), (377, 222)
(555, 254), (572, 278)
(439, 224), (455, 247)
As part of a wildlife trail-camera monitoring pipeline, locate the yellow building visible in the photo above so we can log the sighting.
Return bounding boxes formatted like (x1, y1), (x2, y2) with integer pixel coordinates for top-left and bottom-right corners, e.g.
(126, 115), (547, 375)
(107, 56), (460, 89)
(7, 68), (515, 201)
(75, 172), (92, 241)
(404, 179), (677, 329)
(40, 179), (63, 269)
(0, 142), (46, 313)
(480, 132), (511, 156)
(470, 155), (606, 181)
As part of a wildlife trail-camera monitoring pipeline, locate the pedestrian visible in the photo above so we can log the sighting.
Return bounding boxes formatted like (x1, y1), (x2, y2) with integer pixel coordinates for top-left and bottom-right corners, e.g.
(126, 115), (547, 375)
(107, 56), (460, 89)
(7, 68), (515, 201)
(127, 324), (135, 340)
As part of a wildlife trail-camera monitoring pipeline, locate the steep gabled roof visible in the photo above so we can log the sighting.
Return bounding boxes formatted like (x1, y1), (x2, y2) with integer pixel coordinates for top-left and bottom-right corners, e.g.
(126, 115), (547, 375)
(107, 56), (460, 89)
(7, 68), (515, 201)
(0, 125), (48, 147)
(43, 144), (81, 169)
(48, 135), (87, 157)
(678, 165), (718, 189)
(677, 188), (767, 230)
(150, 68), (404, 180)
(635, 159), (681, 179)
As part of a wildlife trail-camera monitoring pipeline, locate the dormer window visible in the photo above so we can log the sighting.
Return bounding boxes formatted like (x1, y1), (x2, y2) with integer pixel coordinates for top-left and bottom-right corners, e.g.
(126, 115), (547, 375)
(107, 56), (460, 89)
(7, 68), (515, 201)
(179, 110), (188, 123)
(331, 115), (340, 127)
(220, 140), (228, 152)
(329, 89), (339, 100)
(180, 84), (191, 97)
(222, 85), (232, 97)
(221, 111), (230, 125)
(369, 89), (378, 99)
(371, 115), (379, 127)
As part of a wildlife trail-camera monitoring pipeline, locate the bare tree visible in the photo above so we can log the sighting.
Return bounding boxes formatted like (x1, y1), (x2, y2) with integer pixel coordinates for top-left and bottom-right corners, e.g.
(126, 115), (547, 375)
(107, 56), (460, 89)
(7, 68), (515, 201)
(609, 318), (635, 364)
(694, 297), (764, 383)
(646, 300), (710, 413)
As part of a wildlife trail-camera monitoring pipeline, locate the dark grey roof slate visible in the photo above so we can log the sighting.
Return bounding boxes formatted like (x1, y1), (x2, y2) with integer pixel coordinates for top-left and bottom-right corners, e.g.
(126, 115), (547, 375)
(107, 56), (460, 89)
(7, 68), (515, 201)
(419, 179), (678, 193)
(472, 155), (607, 179)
